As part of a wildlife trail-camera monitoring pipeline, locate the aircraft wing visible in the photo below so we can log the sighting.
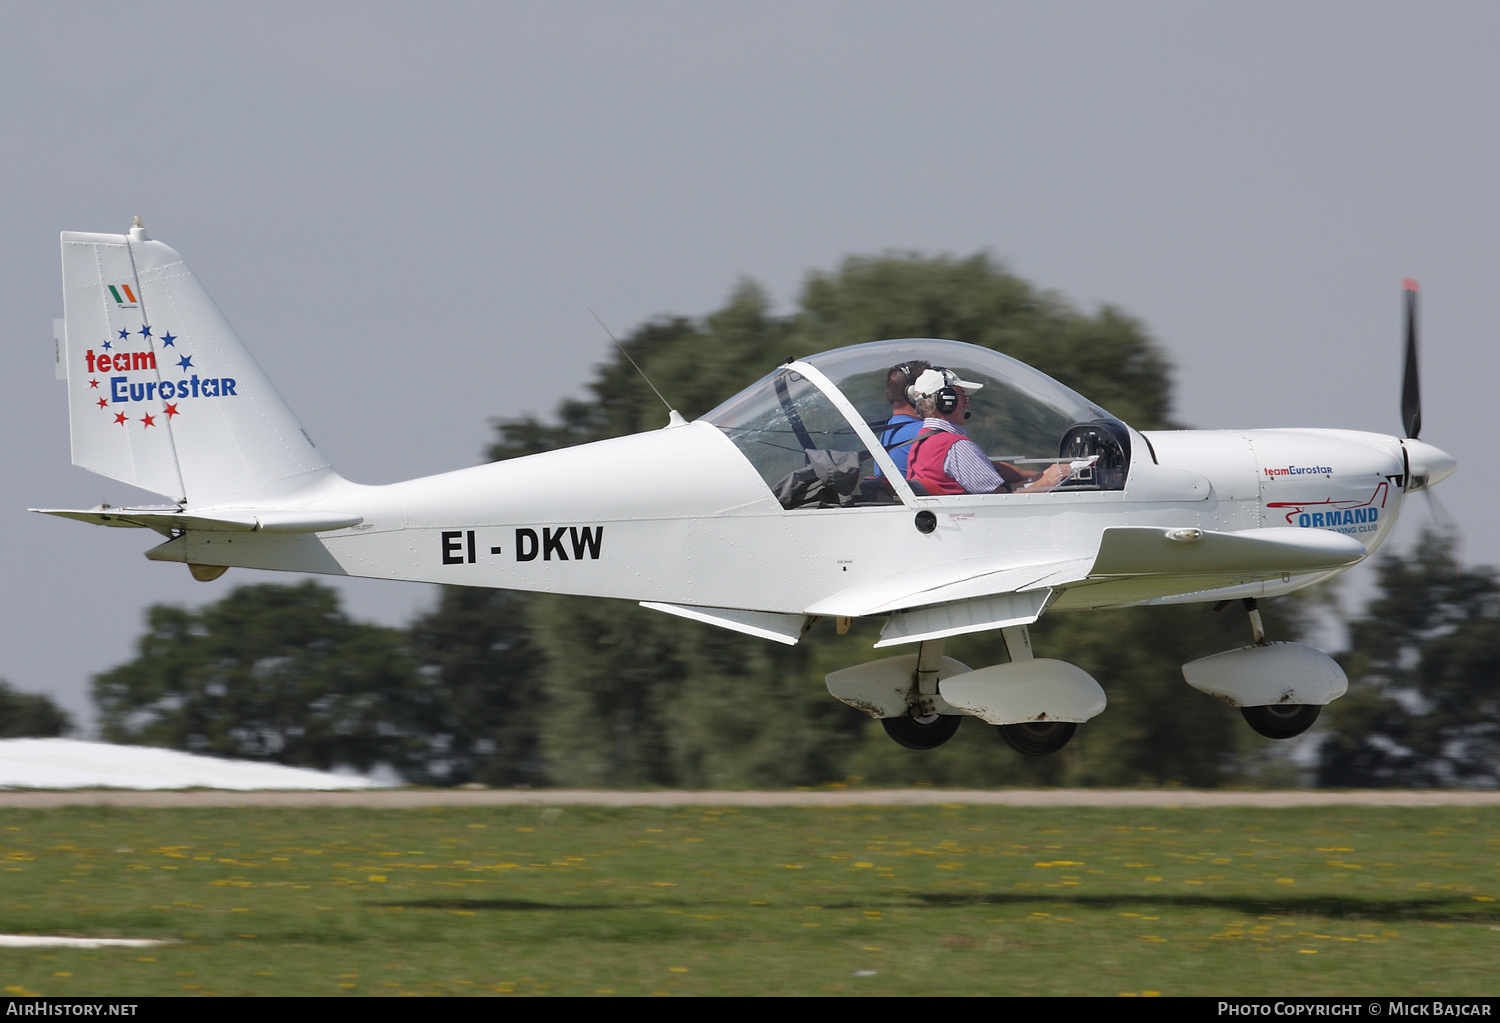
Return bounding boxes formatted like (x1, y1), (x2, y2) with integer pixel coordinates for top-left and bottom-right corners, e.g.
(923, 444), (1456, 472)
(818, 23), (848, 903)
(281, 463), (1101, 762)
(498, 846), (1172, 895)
(806, 525), (1365, 648)
(805, 549), (1096, 619)
(1086, 526), (1366, 578)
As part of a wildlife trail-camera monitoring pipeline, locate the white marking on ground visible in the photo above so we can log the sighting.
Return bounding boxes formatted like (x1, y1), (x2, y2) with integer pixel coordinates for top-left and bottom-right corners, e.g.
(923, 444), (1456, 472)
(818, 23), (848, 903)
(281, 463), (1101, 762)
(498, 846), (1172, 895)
(0, 738), (385, 791)
(0, 936), (173, 948)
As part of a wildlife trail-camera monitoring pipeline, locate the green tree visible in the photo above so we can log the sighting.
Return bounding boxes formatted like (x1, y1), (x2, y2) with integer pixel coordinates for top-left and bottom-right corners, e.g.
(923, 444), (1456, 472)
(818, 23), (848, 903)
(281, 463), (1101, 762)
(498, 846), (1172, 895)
(487, 282), (793, 460)
(792, 253), (1176, 429)
(0, 680), (73, 738)
(1317, 534), (1500, 787)
(484, 251), (1226, 787)
(404, 586), (547, 786)
(533, 595), (864, 788)
(94, 582), (418, 774)
(488, 255), (1174, 465)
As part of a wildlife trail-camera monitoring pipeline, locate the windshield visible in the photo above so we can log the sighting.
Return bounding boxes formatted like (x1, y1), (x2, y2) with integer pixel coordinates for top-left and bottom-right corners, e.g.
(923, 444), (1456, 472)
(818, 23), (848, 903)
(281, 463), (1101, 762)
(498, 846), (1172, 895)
(802, 339), (1123, 459)
(699, 366), (875, 508)
(703, 339), (1132, 504)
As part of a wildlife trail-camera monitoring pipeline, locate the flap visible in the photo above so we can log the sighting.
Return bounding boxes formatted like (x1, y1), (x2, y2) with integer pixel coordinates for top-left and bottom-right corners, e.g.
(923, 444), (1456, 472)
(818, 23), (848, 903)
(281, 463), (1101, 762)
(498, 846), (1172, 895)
(875, 589), (1053, 648)
(640, 602), (807, 645)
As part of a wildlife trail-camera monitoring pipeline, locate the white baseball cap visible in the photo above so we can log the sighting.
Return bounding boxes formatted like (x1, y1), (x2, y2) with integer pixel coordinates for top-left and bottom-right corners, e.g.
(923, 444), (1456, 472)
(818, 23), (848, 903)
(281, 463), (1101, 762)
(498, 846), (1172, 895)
(909, 367), (984, 399)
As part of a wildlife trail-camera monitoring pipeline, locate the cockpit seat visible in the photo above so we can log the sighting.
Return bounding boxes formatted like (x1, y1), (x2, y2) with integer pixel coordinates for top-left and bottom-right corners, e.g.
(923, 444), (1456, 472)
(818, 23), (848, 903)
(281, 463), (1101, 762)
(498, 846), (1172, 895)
(772, 449), (863, 509)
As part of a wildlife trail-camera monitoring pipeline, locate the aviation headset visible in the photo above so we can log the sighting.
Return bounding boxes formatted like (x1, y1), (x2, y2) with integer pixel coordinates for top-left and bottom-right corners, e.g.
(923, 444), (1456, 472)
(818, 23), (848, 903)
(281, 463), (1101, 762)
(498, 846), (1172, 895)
(888, 361), (923, 405)
(908, 367), (967, 417)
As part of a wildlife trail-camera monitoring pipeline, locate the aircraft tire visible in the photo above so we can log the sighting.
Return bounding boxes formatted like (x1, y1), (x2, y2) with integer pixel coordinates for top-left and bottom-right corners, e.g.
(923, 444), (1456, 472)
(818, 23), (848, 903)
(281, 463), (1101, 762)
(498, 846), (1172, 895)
(881, 713), (961, 750)
(996, 721), (1077, 757)
(1241, 703), (1321, 739)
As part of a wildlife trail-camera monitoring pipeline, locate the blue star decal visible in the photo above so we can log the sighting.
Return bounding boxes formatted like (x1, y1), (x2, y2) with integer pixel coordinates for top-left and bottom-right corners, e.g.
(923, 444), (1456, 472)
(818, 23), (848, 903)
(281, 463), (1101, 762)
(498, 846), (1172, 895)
(139, 325), (152, 338)
(101, 340), (112, 350)
(117, 329), (130, 340)
(160, 332), (176, 347)
(177, 355), (193, 372)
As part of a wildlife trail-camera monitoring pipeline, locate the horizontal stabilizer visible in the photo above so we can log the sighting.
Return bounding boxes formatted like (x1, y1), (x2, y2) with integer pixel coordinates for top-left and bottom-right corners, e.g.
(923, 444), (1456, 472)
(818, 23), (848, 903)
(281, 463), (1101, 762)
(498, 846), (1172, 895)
(32, 506), (361, 535)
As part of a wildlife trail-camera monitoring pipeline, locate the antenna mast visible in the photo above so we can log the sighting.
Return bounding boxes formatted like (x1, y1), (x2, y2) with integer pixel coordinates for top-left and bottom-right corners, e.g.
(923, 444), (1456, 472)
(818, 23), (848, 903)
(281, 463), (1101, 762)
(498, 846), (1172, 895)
(590, 310), (685, 427)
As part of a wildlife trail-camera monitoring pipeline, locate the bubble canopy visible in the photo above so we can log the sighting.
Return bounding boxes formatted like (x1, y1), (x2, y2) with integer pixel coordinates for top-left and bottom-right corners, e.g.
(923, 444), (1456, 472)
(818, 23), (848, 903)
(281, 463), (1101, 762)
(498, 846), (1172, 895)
(702, 339), (1132, 506)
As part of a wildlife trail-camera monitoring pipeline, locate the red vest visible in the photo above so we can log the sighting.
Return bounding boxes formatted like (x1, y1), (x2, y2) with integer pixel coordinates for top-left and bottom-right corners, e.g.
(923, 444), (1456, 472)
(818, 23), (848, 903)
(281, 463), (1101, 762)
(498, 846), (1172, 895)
(905, 430), (968, 495)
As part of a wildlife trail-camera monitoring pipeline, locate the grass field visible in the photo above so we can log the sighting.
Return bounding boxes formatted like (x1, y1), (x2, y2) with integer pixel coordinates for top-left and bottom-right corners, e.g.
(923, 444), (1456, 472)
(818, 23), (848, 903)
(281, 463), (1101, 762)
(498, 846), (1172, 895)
(0, 803), (1496, 996)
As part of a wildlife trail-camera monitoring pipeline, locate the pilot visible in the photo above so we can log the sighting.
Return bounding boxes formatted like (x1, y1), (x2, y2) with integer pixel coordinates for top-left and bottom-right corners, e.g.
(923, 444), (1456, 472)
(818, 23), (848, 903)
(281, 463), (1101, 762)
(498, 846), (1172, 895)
(904, 367), (1071, 495)
(874, 360), (930, 478)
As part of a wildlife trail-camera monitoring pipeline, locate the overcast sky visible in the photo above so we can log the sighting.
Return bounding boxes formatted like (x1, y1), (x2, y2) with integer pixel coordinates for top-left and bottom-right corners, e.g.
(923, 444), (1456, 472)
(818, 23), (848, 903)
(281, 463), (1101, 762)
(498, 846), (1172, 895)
(4, 3), (1495, 732)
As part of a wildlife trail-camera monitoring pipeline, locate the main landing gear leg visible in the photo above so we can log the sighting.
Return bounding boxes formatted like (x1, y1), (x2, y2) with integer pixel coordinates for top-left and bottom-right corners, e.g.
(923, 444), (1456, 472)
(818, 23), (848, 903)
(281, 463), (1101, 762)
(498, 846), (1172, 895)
(880, 638), (961, 750)
(1235, 597), (1321, 739)
(914, 637), (946, 715)
(994, 625), (1078, 756)
(1244, 597), (1267, 646)
(1001, 625), (1033, 663)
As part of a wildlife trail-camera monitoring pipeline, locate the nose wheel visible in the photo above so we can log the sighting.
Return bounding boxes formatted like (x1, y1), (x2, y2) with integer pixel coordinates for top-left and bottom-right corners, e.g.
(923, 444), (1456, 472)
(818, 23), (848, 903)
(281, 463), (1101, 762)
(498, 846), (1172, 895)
(1210, 598), (1325, 739)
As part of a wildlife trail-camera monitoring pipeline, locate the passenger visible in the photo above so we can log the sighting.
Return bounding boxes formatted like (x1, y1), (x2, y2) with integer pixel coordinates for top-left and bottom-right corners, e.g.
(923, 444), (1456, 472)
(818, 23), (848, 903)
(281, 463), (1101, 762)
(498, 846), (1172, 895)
(905, 368), (1071, 495)
(873, 360), (930, 478)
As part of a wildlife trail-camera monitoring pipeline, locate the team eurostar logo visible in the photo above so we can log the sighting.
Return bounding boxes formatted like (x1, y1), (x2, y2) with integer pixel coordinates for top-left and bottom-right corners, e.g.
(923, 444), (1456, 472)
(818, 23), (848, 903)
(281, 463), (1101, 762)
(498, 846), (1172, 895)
(1266, 481), (1389, 536)
(1263, 463), (1334, 477)
(83, 323), (239, 428)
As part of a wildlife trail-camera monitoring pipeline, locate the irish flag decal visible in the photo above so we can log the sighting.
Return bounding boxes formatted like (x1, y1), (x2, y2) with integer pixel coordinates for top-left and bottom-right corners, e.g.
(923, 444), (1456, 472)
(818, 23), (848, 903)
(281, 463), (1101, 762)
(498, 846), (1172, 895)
(107, 284), (138, 305)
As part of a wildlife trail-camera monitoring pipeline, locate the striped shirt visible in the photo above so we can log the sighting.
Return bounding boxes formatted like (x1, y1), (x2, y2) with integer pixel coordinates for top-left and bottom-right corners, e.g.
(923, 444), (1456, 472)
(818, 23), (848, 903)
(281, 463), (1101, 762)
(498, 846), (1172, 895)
(919, 418), (1006, 494)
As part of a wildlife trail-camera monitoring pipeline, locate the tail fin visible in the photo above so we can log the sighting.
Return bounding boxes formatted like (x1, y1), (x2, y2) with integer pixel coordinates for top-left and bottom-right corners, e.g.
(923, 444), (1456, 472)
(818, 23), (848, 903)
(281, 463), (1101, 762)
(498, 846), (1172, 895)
(59, 222), (334, 505)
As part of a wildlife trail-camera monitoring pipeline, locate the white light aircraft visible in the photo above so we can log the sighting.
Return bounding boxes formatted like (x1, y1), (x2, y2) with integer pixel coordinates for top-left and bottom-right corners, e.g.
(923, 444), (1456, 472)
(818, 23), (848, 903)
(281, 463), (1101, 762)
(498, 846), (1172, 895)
(36, 220), (1457, 756)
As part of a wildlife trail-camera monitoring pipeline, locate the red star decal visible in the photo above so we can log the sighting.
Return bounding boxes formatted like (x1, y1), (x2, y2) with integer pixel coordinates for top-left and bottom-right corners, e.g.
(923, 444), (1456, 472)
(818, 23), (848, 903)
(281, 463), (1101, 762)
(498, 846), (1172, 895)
(114, 412), (128, 425)
(88, 379), (100, 389)
(163, 403), (179, 418)
(96, 397), (109, 409)
(140, 413), (156, 428)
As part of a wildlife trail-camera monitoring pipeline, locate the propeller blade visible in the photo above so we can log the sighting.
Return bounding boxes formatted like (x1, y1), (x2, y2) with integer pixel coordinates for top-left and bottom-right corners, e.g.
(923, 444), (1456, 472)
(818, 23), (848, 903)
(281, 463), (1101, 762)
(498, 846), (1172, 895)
(1402, 278), (1421, 439)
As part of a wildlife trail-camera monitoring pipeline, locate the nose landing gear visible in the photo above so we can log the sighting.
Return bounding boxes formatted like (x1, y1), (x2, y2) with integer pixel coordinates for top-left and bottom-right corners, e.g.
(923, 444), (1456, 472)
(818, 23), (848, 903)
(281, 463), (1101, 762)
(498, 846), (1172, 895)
(1235, 598), (1321, 739)
(1182, 598), (1345, 740)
